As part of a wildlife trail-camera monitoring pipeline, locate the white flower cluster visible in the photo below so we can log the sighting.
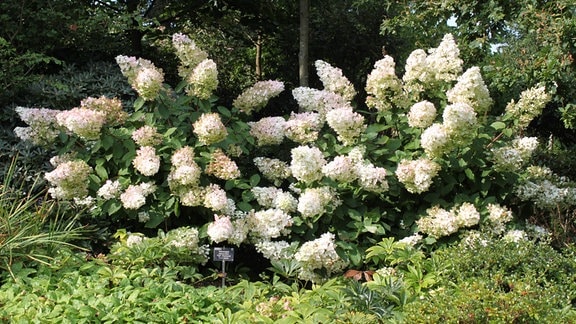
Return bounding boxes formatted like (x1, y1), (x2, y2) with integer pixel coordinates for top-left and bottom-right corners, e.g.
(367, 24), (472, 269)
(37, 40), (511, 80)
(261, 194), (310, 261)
(515, 175), (576, 210)
(171, 33), (218, 99)
(206, 213), (250, 246)
(14, 107), (60, 146)
(505, 85), (551, 129)
(314, 60), (357, 102)
(252, 187), (297, 213)
(398, 233), (423, 246)
(325, 107), (366, 146)
(365, 56), (404, 111)
(407, 101), (437, 128)
(248, 209), (293, 240)
(486, 203), (514, 234)
(284, 112), (323, 144)
(97, 179), (122, 200)
(254, 240), (295, 262)
(132, 125), (163, 147)
(356, 161), (389, 193)
(395, 158), (441, 194)
(294, 232), (348, 283)
(204, 184), (235, 214)
(416, 203), (480, 238)
(420, 123), (450, 158)
(402, 49), (428, 93)
(165, 226), (209, 263)
(297, 186), (341, 219)
(290, 145), (326, 184)
(491, 137), (539, 172)
(233, 80), (285, 115)
(291, 87), (348, 118)
(168, 146), (202, 202)
(249, 117), (286, 146)
(205, 149), (240, 180)
(80, 96), (127, 126)
(116, 55), (164, 101)
(56, 107), (107, 140)
(446, 66), (493, 116)
(119, 182), (156, 210)
(322, 155), (357, 183)
(132, 146), (161, 176)
(193, 112), (228, 145)
(45, 159), (92, 200)
(503, 229), (528, 243)
(253, 157), (292, 186)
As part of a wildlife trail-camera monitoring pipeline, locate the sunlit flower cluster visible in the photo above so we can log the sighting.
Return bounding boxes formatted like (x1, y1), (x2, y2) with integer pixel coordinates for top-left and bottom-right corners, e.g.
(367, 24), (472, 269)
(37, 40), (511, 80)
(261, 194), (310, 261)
(417, 203), (480, 238)
(325, 107), (366, 145)
(14, 107), (60, 146)
(491, 137), (539, 172)
(132, 146), (161, 176)
(515, 177), (576, 210)
(255, 240), (295, 262)
(407, 101), (437, 128)
(116, 55), (164, 101)
(441, 102), (478, 143)
(486, 203), (513, 234)
(505, 85), (551, 129)
(395, 158), (441, 194)
(356, 161), (389, 193)
(365, 56), (403, 111)
(503, 229), (528, 243)
(44, 159), (92, 200)
(248, 209), (293, 240)
(186, 59), (218, 99)
(206, 215), (234, 243)
(398, 233), (423, 246)
(56, 107), (107, 140)
(290, 145), (326, 184)
(166, 226), (200, 249)
(420, 123), (450, 158)
(233, 80), (285, 115)
(446, 66), (492, 116)
(424, 34), (463, 83)
(193, 112), (228, 145)
(284, 112), (323, 144)
(205, 148), (240, 180)
(253, 157), (292, 186)
(322, 155), (357, 183)
(204, 184), (234, 214)
(252, 187), (298, 213)
(120, 182), (156, 210)
(132, 125), (163, 147)
(294, 232), (348, 283)
(80, 96), (127, 125)
(402, 49), (428, 93)
(297, 186), (341, 219)
(315, 60), (356, 102)
(249, 116), (286, 146)
(168, 146), (202, 196)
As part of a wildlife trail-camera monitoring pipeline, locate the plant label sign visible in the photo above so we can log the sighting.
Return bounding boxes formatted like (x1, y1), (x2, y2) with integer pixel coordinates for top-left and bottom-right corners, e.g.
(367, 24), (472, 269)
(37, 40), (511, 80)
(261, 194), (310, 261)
(213, 247), (235, 262)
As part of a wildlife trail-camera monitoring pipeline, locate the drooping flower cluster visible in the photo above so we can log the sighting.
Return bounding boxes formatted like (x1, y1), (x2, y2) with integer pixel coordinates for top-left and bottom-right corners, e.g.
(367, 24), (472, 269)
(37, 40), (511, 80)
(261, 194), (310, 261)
(491, 137), (539, 172)
(80, 96), (127, 125)
(205, 148), (240, 180)
(248, 117), (286, 146)
(291, 87), (348, 118)
(172, 33), (208, 77)
(294, 232), (348, 283)
(325, 107), (366, 146)
(417, 203), (480, 238)
(253, 157), (292, 186)
(132, 146), (161, 176)
(44, 159), (92, 200)
(395, 158), (441, 194)
(284, 112), (323, 144)
(193, 112), (228, 145)
(131, 125), (163, 147)
(119, 182), (156, 210)
(315, 60), (357, 102)
(233, 80), (285, 115)
(290, 145), (326, 184)
(407, 101), (437, 128)
(14, 107), (60, 146)
(116, 55), (164, 101)
(505, 85), (551, 129)
(297, 186), (341, 219)
(56, 107), (107, 140)
(365, 56), (404, 111)
(446, 66), (493, 116)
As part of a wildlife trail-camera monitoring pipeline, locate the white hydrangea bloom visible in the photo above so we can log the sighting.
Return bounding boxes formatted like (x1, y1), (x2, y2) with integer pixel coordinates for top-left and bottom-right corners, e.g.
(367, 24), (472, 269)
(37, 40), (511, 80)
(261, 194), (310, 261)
(446, 66), (493, 116)
(132, 146), (161, 176)
(416, 206), (459, 238)
(249, 116), (286, 146)
(356, 162), (389, 193)
(322, 155), (358, 183)
(253, 157), (292, 186)
(186, 59), (218, 99)
(425, 34), (463, 83)
(14, 107), (60, 146)
(255, 240), (294, 262)
(249, 209), (293, 240)
(291, 87), (348, 118)
(233, 80), (285, 115)
(56, 108), (107, 140)
(402, 49), (428, 93)
(503, 229), (528, 243)
(193, 112), (228, 145)
(395, 158), (441, 194)
(203, 184), (229, 212)
(120, 182), (156, 210)
(505, 85), (551, 129)
(408, 101), (437, 128)
(207, 215), (234, 243)
(365, 56), (403, 111)
(455, 202), (480, 228)
(325, 107), (366, 146)
(284, 112), (323, 144)
(297, 186), (341, 219)
(97, 179), (122, 200)
(294, 233), (348, 283)
(290, 145), (326, 184)
(421, 123), (450, 158)
(45, 160), (92, 200)
(315, 60), (356, 102)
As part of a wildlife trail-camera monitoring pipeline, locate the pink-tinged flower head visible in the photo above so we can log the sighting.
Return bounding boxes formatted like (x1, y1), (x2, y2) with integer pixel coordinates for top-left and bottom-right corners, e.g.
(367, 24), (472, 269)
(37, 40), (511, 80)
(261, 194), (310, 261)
(172, 33), (209, 75)
(205, 148), (240, 180)
(132, 146), (161, 176)
(285, 112), (323, 144)
(249, 116), (286, 146)
(314, 60), (356, 102)
(80, 96), (127, 125)
(115, 55), (164, 101)
(297, 186), (341, 219)
(44, 159), (92, 200)
(294, 232), (348, 283)
(120, 182), (156, 210)
(233, 80), (285, 115)
(395, 158), (441, 194)
(292, 87), (348, 119)
(56, 108), (106, 140)
(132, 125), (163, 147)
(253, 157), (291, 186)
(14, 107), (60, 146)
(322, 155), (357, 183)
(193, 112), (228, 145)
(207, 214), (234, 243)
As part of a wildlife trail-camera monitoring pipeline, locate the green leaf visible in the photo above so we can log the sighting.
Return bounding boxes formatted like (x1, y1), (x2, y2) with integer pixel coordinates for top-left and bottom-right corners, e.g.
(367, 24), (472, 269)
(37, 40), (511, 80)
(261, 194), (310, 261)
(491, 121), (506, 130)
(249, 174), (260, 187)
(134, 97), (145, 111)
(95, 164), (108, 180)
(465, 168), (475, 181)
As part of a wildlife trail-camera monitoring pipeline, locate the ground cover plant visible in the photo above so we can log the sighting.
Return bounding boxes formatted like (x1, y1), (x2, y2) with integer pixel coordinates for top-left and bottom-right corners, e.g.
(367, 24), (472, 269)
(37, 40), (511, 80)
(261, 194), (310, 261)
(4, 32), (576, 322)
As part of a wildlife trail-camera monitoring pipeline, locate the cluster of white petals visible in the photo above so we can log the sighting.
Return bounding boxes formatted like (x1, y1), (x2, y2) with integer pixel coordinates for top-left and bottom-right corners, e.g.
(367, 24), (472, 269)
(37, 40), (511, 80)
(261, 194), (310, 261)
(322, 155), (358, 183)
(97, 179), (122, 200)
(132, 125), (163, 147)
(486, 203), (514, 233)
(253, 157), (292, 186)
(325, 107), (366, 146)
(205, 148), (240, 180)
(284, 112), (323, 144)
(505, 85), (551, 129)
(116, 55), (164, 101)
(417, 203), (480, 238)
(56, 108), (107, 140)
(291, 87), (348, 118)
(248, 209), (293, 240)
(294, 233), (348, 283)
(365, 56), (403, 111)
(407, 101), (437, 128)
(233, 80), (285, 115)
(45, 159), (92, 200)
(491, 137), (539, 172)
(255, 240), (294, 262)
(297, 186), (341, 219)
(315, 60), (356, 102)
(395, 158), (441, 194)
(80, 96), (127, 125)
(186, 59), (218, 99)
(249, 116), (286, 146)
(193, 112), (228, 145)
(132, 146), (161, 176)
(446, 66), (493, 116)
(14, 107), (60, 146)
(290, 145), (326, 184)
(119, 182), (156, 210)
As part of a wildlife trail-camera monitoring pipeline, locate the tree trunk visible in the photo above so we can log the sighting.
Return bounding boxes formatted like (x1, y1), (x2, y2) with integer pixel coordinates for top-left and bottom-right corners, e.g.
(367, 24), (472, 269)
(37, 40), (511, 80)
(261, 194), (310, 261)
(255, 32), (262, 80)
(299, 0), (310, 87)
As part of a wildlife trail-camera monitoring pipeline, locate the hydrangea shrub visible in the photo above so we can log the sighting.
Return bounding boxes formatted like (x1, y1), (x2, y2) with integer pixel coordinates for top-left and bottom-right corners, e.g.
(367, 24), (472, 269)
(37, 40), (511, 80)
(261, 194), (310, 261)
(14, 32), (574, 282)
